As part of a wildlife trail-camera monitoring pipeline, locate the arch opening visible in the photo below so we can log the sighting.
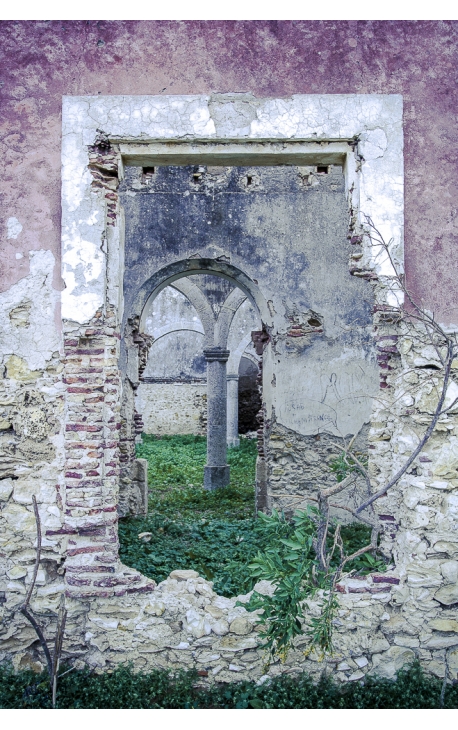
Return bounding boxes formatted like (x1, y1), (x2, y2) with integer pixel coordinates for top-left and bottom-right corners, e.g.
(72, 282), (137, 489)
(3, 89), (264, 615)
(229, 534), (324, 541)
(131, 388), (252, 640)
(122, 268), (264, 512)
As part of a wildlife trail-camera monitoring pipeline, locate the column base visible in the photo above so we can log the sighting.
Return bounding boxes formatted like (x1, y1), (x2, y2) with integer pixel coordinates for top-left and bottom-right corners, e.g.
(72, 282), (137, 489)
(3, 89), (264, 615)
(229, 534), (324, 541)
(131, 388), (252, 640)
(227, 437), (240, 448)
(204, 465), (230, 491)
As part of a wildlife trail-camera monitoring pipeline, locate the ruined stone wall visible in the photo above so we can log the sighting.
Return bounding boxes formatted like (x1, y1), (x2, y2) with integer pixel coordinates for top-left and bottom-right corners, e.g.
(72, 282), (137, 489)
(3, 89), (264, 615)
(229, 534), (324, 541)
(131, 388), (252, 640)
(266, 425), (370, 521)
(1, 77), (458, 687)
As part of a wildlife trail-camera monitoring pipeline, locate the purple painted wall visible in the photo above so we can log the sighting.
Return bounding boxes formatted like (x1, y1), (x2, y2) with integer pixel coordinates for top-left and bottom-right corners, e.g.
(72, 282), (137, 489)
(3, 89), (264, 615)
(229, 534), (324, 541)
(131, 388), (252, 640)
(1, 20), (457, 323)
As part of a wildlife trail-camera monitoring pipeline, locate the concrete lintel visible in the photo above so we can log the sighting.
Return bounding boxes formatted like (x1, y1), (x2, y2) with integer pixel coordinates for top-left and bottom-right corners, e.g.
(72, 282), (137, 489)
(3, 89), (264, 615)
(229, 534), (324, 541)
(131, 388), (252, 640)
(119, 140), (351, 167)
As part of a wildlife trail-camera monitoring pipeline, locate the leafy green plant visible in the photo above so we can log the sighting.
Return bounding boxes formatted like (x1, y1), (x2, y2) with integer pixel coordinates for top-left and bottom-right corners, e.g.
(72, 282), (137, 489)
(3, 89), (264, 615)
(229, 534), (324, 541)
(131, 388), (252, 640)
(120, 515), (267, 596)
(242, 509), (334, 661)
(329, 450), (368, 483)
(2, 661), (458, 709)
(241, 508), (387, 662)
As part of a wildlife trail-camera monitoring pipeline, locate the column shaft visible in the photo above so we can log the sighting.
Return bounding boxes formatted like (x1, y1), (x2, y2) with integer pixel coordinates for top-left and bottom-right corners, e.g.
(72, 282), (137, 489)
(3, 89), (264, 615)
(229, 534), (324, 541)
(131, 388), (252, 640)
(226, 375), (240, 448)
(203, 348), (230, 490)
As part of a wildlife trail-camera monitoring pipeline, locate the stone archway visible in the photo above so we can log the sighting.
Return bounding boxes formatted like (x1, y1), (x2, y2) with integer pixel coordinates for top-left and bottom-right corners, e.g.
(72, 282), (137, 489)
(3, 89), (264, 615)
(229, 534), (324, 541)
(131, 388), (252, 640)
(122, 263), (265, 497)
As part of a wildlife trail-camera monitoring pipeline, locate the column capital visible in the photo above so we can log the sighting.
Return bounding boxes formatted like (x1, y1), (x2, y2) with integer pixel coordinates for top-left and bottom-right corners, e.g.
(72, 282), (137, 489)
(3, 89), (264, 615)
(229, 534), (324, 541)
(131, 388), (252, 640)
(203, 347), (230, 362)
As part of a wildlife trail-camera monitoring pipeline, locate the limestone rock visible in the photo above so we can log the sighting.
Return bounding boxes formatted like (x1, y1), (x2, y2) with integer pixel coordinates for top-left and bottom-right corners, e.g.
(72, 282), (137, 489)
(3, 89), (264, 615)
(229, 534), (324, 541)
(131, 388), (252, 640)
(381, 614), (416, 635)
(337, 661), (351, 671)
(195, 581), (214, 597)
(144, 602), (165, 616)
(447, 648), (458, 679)
(229, 664), (243, 672)
(205, 605), (224, 619)
(170, 569), (200, 581)
(425, 634), (458, 649)
(427, 661), (446, 678)
(393, 635), (419, 648)
(371, 657), (396, 679)
(406, 561), (443, 587)
(6, 355), (40, 381)
(217, 635), (258, 651)
(7, 565), (27, 580)
(386, 646), (415, 670)
(210, 619), (229, 636)
(184, 608), (212, 638)
(253, 580), (275, 597)
(145, 624), (173, 643)
(0, 478), (14, 502)
(348, 670), (365, 681)
(3, 504), (37, 533)
(441, 561), (458, 584)
(229, 617), (253, 635)
(369, 637), (390, 653)
(428, 618), (458, 632)
(433, 541), (458, 556)
(138, 532), (152, 542)
(434, 584), (458, 606)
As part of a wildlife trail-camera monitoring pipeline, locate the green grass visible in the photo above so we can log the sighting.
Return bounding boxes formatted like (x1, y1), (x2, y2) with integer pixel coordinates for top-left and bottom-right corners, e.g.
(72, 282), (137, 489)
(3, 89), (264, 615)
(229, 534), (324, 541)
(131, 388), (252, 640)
(1, 662), (457, 708)
(136, 434), (257, 520)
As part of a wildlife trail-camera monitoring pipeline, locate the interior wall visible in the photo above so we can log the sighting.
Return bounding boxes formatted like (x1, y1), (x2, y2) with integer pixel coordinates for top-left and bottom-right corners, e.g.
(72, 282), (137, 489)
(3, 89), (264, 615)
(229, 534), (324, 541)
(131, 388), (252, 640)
(136, 382), (207, 436)
(120, 163), (377, 510)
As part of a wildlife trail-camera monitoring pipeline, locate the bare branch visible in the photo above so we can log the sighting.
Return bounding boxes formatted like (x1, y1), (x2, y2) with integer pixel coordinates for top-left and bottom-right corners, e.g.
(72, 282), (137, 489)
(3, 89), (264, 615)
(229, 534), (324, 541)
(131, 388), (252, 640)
(440, 395), (458, 416)
(21, 495), (41, 611)
(20, 606), (53, 676)
(356, 340), (454, 514)
(340, 543), (374, 571)
(321, 473), (356, 499)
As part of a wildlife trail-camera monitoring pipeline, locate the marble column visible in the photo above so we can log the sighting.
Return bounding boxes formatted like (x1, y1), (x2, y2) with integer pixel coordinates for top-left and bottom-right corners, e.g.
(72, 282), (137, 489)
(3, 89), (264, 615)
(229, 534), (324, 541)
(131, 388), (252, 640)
(203, 347), (230, 490)
(226, 374), (240, 448)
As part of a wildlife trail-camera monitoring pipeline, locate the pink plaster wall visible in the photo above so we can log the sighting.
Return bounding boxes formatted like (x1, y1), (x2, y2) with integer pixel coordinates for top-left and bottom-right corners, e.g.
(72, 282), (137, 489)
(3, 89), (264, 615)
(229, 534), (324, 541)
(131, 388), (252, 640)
(1, 20), (457, 322)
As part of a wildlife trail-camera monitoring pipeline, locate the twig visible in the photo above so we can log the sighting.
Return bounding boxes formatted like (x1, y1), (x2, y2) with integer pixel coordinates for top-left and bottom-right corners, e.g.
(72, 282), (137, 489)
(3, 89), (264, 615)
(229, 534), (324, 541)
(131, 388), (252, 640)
(21, 495), (41, 611)
(321, 473), (356, 499)
(51, 594), (68, 708)
(19, 496), (53, 677)
(356, 340), (454, 514)
(340, 543), (374, 572)
(20, 606), (53, 676)
(17, 494), (67, 707)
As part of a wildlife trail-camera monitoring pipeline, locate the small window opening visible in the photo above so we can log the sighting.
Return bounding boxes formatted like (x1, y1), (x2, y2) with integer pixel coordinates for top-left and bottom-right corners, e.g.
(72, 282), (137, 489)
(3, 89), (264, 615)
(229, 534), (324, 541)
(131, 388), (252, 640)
(246, 175), (253, 186)
(316, 165), (329, 174)
(192, 165), (206, 182)
(142, 167), (155, 183)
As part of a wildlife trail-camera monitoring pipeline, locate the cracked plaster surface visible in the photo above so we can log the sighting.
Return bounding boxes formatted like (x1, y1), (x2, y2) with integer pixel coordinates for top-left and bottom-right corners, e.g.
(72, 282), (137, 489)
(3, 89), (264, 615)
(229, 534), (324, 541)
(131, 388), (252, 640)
(0, 250), (61, 371)
(62, 93), (403, 324)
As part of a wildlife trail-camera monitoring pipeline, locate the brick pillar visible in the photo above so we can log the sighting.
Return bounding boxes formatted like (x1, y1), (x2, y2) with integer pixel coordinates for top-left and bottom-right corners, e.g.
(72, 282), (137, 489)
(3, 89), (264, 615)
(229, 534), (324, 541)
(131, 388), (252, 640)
(60, 306), (154, 598)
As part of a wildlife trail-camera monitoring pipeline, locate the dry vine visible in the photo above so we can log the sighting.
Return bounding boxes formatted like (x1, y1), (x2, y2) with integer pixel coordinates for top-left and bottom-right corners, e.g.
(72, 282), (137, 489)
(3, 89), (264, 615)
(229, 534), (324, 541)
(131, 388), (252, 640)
(17, 495), (68, 708)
